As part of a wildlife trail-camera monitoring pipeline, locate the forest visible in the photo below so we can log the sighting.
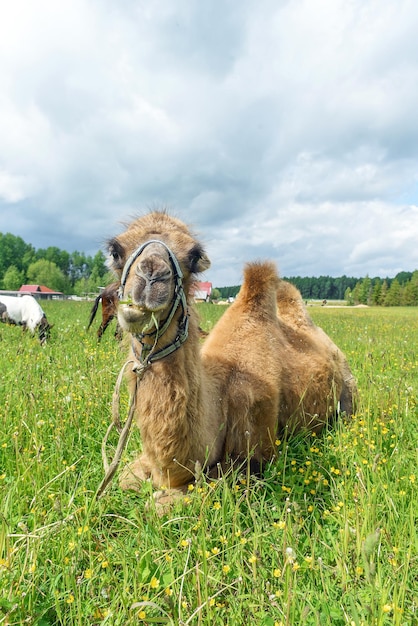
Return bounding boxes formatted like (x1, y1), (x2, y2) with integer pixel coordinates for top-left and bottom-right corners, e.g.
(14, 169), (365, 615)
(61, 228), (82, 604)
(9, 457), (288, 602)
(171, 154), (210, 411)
(1, 231), (417, 305)
(217, 271), (418, 306)
(0, 232), (111, 296)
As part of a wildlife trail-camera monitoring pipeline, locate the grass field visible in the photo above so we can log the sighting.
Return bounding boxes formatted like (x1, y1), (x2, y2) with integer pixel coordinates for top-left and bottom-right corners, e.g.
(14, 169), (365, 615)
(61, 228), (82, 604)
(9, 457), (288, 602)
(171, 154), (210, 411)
(0, 301), (417, 625)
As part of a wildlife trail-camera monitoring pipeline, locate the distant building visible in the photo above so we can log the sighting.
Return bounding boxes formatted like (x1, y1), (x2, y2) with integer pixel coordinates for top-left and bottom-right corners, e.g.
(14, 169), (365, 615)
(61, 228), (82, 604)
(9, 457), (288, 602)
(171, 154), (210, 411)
(19, 285), (64, 299)
(0, 285), (64, 300)
(193, 281), (212, 302)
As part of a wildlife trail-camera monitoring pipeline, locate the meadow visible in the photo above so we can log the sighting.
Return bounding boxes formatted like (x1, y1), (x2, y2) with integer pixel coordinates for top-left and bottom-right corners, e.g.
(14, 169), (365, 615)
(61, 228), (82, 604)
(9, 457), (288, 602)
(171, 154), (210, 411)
(0, 301), (417, 625)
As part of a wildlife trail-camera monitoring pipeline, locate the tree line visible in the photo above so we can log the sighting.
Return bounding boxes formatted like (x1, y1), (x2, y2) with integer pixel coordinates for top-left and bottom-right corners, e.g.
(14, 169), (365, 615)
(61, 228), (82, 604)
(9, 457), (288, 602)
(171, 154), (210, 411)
(0, 232), (111, 295)
(345, 272), (418, 306)
(217, 271), (418, 306)
(216, 275), (358, 301)
(1, 231), (417, 305)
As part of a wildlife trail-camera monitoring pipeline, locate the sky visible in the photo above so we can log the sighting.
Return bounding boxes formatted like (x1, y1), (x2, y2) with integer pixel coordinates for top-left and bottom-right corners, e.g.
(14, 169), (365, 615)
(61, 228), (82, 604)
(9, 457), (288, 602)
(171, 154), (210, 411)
(1, 0), (418, 287)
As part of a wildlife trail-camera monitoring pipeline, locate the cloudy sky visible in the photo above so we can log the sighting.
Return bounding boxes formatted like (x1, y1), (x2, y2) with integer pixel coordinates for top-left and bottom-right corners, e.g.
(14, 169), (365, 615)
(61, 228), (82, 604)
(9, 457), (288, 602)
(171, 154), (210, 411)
(1, 0), (418, 287)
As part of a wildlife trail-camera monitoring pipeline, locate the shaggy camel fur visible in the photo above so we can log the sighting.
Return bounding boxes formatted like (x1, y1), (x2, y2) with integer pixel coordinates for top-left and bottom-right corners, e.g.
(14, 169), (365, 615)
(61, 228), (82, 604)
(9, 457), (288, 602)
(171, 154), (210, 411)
(106, 211), (357, 501)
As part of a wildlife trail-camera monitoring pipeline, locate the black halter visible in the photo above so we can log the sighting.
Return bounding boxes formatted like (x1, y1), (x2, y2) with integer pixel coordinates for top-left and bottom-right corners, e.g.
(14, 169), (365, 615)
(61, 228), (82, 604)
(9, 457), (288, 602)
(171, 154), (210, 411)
(118, 240), (189, 371)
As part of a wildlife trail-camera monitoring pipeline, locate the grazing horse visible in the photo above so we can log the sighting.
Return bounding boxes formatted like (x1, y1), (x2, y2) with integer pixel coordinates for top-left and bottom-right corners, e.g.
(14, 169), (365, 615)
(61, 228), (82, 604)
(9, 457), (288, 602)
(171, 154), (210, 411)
(0, 302), (7, 322)
(0, 295), (52, 345)
(87, 282), (122, 341)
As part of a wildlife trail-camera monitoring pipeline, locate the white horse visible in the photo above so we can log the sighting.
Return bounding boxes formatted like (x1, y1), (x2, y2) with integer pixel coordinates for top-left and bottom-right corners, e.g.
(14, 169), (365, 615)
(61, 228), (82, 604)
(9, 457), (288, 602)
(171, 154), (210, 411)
(0, 295), (52, 344)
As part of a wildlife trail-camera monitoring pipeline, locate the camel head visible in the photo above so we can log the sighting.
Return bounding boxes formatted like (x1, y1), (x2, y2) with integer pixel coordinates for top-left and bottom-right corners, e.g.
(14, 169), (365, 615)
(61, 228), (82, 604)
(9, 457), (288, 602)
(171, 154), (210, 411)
(107, 211), (210, 336)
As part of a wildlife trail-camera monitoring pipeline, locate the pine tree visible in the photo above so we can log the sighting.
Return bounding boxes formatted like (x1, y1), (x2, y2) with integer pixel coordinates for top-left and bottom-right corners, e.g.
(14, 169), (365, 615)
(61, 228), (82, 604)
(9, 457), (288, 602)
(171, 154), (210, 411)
(384, 279), (403, 306)
(380, 280), (389, 305)
(371, 279), (382, 305)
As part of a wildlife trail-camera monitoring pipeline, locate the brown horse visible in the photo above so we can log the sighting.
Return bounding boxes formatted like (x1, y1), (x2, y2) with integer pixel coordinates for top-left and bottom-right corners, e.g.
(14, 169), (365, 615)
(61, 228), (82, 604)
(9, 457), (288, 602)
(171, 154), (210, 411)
(87, 282), (122, 341)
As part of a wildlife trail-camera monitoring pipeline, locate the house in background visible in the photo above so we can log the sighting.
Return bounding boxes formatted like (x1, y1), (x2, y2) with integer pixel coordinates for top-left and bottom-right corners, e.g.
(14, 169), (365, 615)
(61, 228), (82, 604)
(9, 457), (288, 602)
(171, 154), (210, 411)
(18, 285), (64, 300)
(193, 281), (212, 302)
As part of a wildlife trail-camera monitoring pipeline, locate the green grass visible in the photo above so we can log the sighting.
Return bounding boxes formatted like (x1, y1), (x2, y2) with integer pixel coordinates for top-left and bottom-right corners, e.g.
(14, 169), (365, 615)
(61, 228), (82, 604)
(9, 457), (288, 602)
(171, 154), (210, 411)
(0, 302), (417, 625)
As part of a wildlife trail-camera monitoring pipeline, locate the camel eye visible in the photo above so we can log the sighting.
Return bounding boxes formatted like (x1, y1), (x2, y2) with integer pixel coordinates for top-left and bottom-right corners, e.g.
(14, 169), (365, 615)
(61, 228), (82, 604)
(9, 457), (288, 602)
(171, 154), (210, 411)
(110, 249), (121, 266)
(107, 239), (125, 270)
(188, 244), (211, 273)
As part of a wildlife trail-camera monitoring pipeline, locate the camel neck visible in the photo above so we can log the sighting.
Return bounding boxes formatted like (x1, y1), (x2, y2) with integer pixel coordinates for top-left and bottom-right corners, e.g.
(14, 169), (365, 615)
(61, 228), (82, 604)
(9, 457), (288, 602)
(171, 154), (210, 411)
(130, 301), (190, 372)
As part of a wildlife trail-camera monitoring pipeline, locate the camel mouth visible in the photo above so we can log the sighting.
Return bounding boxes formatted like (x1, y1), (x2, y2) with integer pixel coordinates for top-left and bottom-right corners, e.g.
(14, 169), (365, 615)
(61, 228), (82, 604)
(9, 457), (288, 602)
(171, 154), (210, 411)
(120, 300), (168, 315)
(119, 303), (150, 323)
(122, 302), (147, 311)
(118, 303), (165, 334)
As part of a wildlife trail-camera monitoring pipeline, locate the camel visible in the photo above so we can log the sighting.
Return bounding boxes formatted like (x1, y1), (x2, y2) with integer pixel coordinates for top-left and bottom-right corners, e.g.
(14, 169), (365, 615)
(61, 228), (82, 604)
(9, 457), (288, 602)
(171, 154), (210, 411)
(106, 211), (357, 504)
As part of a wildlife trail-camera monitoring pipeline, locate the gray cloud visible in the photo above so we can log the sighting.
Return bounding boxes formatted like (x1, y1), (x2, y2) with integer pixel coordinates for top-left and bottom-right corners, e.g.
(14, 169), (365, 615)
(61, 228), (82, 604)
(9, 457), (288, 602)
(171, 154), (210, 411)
(1, 0), (418, 287)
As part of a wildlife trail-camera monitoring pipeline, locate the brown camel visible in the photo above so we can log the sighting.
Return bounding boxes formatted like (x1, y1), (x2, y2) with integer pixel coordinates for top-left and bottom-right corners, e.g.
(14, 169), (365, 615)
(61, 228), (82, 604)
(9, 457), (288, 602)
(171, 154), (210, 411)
(106, 211), (357, 504)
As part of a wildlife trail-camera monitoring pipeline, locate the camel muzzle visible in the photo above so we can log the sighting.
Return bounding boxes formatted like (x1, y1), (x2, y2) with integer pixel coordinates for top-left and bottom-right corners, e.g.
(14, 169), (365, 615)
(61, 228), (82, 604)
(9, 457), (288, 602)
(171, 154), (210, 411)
(118, 239), (190, 369)
(119, 239), (183, 298)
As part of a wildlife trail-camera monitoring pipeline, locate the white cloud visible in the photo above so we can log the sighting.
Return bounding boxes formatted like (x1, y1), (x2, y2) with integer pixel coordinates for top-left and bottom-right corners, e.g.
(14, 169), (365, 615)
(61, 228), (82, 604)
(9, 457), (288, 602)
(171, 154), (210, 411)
(1, 0), (418, 285)
(0, 169), (38, 203)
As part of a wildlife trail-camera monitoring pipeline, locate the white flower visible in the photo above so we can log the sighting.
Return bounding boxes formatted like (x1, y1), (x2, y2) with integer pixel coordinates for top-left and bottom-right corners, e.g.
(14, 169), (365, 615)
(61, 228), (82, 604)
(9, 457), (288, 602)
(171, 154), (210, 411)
(285, 547), (296, 563)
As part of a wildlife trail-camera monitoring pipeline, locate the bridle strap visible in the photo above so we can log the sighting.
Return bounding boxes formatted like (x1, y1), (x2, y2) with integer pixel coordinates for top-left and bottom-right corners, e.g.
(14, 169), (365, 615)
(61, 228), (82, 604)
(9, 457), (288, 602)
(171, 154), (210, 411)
(131, 310), (189, 374)
(118, 239), (189, 372)
(119, 239), (184, 295)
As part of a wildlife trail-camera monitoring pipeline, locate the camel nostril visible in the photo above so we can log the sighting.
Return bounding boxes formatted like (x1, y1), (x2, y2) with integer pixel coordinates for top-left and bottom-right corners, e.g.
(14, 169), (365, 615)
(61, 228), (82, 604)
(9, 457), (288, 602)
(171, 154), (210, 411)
(131, 276), (147, 302)
(135, 264), (148, 280)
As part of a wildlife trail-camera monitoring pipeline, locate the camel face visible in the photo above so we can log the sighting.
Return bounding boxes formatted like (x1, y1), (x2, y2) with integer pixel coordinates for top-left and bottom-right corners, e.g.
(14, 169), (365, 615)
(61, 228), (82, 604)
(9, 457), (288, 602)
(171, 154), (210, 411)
(107, 211), (210, 335)
(119, 242), (176, 333)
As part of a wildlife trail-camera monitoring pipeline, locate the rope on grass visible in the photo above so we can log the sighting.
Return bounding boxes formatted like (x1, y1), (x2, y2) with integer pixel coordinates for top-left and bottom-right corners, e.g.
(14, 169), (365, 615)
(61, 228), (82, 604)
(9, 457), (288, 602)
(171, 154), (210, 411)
(96, 360), (146, 499)
(96, 313), (162, 499)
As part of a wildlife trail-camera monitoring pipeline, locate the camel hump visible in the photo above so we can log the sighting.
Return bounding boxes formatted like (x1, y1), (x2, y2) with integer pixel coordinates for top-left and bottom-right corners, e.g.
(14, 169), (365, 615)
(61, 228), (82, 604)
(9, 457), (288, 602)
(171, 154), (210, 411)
(243, 260), (280, 291)
(237, 261), (280, 311)
(276, 280), (315, 329)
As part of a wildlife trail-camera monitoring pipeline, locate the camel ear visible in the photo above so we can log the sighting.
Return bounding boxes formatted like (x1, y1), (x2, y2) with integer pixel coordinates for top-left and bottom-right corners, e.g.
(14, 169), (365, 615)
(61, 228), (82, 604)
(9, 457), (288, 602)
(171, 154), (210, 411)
(188, 244), (211, 274)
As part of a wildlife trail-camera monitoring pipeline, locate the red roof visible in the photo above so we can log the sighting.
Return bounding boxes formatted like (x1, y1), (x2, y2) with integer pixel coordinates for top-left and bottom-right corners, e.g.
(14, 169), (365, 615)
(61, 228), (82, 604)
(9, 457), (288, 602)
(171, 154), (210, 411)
(193, 281), (212, 300)
(19, 285), (62, 294)
(197, 282), (212, 293)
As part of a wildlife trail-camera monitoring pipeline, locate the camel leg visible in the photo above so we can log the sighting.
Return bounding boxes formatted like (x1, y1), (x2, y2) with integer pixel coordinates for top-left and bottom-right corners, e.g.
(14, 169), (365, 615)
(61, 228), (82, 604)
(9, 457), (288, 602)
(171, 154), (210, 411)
(119, 454), (152, 492)
(149, 487), (189, 516)
(339, 373), (358, 417)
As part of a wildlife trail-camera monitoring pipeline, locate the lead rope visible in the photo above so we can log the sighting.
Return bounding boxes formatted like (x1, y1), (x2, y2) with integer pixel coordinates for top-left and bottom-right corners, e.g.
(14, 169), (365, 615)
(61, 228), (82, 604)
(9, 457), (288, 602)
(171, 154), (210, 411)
(96, 315), (162, 499)
(96, 361), (141, 498)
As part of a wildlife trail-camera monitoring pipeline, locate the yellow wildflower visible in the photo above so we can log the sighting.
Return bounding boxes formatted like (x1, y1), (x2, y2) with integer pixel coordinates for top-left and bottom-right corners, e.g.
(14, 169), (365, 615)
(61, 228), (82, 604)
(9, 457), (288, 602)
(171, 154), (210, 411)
(150, 576), (159, 589)
(273, 520), (286, 530)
